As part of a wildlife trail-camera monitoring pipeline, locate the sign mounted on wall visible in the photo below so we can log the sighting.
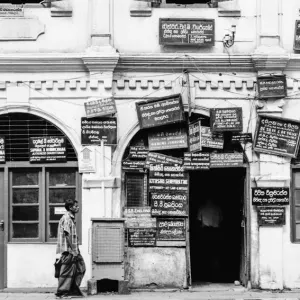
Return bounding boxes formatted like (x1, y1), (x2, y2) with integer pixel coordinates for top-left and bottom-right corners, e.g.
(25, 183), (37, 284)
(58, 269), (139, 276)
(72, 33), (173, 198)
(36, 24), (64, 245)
(157, 218), (186, 241)
(0, 4), (24, 17)
(210, 107), (243, 132)
(78, 146), (96, 173)
(29, 137), (67, 163)
(128, 228), (157, 247)
(256, 75), (287, 99)
(232, 133), (252, 144)
(294, 20), (300, 51)
(201, 126), (224, 149)
(128, 146), (148, 160)
(253, 115), (300, 158)
(0, 136), (5, 163)
(189, 120), (201, 152)
(81, 117), (117, 145)
(84, 97), (117, 118)
(257, 206), (286, 226)
(145, 152), (183, 168)
(159, 18), (215, 46)
(210, 152), (243, 168)
(252, 188), (289, 206)
(183, 152), (210, 170)
(136, 94), (185, 129)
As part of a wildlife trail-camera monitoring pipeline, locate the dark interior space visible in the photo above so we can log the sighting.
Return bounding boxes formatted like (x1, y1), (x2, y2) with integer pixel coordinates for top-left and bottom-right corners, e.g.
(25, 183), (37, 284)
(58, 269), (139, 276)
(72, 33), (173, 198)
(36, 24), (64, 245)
(97, 279), (118, 293)
(189, 167), (246, 283)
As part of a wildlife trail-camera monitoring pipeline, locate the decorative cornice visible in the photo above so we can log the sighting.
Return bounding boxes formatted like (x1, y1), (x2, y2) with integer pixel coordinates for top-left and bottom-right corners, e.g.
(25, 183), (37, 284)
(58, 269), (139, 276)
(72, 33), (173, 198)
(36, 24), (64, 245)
(82, 52), (120, 73)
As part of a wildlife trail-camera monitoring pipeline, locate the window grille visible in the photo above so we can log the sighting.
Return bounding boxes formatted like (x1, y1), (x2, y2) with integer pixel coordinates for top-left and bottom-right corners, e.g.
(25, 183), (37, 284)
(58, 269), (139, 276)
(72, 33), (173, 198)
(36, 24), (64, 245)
(125, 173), (148, 207)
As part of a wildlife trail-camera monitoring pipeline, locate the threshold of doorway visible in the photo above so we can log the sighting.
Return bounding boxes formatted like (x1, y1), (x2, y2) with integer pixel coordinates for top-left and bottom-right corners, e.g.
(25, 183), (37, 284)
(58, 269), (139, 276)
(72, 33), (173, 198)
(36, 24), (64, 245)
(190, 282), (247, 293)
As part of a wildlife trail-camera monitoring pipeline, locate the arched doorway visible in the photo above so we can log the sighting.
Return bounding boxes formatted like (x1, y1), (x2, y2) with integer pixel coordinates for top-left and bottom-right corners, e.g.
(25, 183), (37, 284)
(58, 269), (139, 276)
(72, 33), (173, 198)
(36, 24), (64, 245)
(121, 111), (249, 288)
(0, 113), (80, 288)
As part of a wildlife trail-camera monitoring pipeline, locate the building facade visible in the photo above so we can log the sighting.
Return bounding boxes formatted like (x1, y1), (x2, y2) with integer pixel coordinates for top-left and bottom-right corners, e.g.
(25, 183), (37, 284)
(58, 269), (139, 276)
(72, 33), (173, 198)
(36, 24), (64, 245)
(0, 0), (300, 291)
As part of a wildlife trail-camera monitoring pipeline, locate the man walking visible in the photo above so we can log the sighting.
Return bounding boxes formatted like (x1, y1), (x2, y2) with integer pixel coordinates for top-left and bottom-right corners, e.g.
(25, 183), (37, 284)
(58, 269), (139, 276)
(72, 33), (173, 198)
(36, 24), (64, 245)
(55, 199), (86, 299)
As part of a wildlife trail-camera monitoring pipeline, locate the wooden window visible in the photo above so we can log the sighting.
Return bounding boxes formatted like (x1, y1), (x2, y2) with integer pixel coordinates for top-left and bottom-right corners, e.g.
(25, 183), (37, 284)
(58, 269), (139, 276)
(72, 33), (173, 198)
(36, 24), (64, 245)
(292, 169), (300, 242)
(9, 166), (81, 243)
(125, 173), (148, 207)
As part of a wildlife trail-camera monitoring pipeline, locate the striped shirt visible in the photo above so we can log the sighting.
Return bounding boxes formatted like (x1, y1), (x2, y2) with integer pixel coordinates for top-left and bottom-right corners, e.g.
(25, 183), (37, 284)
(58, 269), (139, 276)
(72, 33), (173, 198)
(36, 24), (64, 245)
(56, 211), (79, 255)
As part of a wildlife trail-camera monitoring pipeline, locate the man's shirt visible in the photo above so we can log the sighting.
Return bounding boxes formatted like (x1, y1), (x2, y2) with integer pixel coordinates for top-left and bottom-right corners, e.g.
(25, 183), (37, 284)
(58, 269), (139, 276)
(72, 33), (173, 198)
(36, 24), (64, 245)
(56, 211), (79, 255)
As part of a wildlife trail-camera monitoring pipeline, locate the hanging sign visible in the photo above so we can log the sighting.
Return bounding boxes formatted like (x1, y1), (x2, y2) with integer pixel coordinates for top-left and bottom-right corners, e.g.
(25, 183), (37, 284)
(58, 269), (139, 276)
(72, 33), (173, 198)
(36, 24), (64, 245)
(81, 117), (117, 145)
(183, 152), (210, 170)
(157, 218), (186, 241)
(122, 159), (145, 172)
(128, 146), (148, 160)
(252, 188), (289, 206)
(78, 146), (96, 173)
(256, 75), (287, 99)
(189, 120), (201, 152)
(29, 137), (66, 163)
(136, 94), (185, 129)
(0, 136), (5, 163)
(210, 152), (243, 168)
(128, 228), (157, 247)
(201, 126), (224, 149)
(149, 164), (189, 193)
(145, 152), (183, 168)
(232, 133), (252, 144)
(294, 20), (300, 51)
(151, 192), (188, 217)
(159, 18), (215, 46)
(84, 97), (117, 118)
(0, 4), (24, 17)
(124, 207), (151, 218)
(210, 107), (243, 132)
(257, 206), (286, 226)
(253, 115), (300, 158)
(148, 127), (188, 151)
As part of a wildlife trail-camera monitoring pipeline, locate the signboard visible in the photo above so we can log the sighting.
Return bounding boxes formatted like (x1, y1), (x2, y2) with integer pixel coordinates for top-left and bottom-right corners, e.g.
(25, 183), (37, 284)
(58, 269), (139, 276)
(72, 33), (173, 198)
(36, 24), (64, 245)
(257, 206), (286, 226)
(122, 159), (145, 172)
(256, 75), (287, 99)
(124, 207), (151, 218)
(183, 152), (210, 170)
(149, 164), (189, 193)
(189, 120), (201, 152)
(54, 207), (67, 215)
(254, 115), (300, 158)
(148, 127), (188, 151)
(157, 218), (186, 241)
(252, 188), (289, 206)
(129, 146), (148, 160)
(136, 94), (185, 129)
(145, 152), (183, 168)
(210, 152), (243, 168)
(79, 146), (96, 173)
(294, 20), (300, 51)
(128, 228), (157, 247)
(0, 4), (24, 17)
(0, 136), (5, 163)
(159, 18), (215, 46)
(201, 126), (224, 149)
(81, 117), (117, 145)
(151, 192), (188, 217)
(29, 137), (66, 163)
(232, 133), (252, 144)
(210, 107), (243, 132)
(84, 97), (117, 118)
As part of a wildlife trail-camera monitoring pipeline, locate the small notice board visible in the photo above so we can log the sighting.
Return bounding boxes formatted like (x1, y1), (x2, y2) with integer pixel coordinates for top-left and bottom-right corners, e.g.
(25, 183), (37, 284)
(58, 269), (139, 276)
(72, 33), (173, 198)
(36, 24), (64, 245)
(252, 187), (289, 206)
(257, 206), (285, 226)
(256, 75), (287, 99)
(136, 94), (185, 129)
(84, 98), (117, 118)
(183, 152), (210, 170)
(210, 107), (243, 132)
(294, 20), (300, 51)
(159, 18), (215, 46)
(210, 153), (243, 168)
(254, 115), (300, 158)
(145, 152), (183, 168)
(128, 228), (157, 247)
(0, 136), (5, 163)
(157, 218), (186, 241)
(189, 120), (201, 152)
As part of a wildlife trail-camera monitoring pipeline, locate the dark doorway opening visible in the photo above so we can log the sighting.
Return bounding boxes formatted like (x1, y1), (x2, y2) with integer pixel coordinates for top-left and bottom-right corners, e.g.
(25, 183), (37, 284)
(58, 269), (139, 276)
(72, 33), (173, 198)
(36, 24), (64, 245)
(189, 167), (246, 284)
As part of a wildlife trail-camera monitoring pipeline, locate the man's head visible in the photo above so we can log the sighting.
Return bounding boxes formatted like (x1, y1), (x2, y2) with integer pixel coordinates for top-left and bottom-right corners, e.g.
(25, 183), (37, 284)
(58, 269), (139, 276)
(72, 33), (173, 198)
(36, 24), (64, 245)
(64, 199), (79, 214)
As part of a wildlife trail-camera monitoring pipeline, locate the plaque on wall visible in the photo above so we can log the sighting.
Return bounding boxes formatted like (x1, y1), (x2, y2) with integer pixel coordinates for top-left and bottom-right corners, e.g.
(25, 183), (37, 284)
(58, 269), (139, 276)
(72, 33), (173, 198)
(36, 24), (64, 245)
(294, 20), (300, 51)
(256, 75), (287, 99)
(253, 115), (300, 158)
(29, 136), (66, 163)
(81, 117), (117, 145)
(189, 120), (201, 152)
(159, 18), (215, 46)
(210, 107), (243, 132)
(257, 206), (285, 226)
(128, 228), (157, 247)
(252, 188), (289, 206)
(145, 152), (183, 168)
(183, 152), (210, 170)
(157, 218), (186, 241)
(84, 97), (117, 118)
(136, 94), (185, 129)
(210, 152), (243, 168)
(128, 146), (148, 160)
(201, 126), (224, 149)
(0, 136), (5, 163)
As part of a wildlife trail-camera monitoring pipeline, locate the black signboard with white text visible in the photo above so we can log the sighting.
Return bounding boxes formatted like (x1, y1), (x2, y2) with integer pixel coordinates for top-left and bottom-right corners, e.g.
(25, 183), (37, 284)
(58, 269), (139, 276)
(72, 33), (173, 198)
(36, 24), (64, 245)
(157, 218), (186, 241)
(122, 159), (145, 172)
(294, 20), (300, 51)
(145, 152), (183, 168)
(257, 75), (287, 99)
(201, 126), (224, 149)
(128, 228), (157, 247)
(210, 107), (243, 132)
(81, 117), (117, 145)
(210, 153), (243, 168)
(232, 133), (252, 144)
(252, 188), (289, 206)
(254, 115), (300, 158)
(189, 120), (201, 152)
(29, 137), (66, 163)
(129, 146), (148, 160)
(257, 206), (286, 226)
(183, 152), (210, 170)
(136, 94), (185, 129)
(159, 18), (215, 46)
(0, 136), (5, 163)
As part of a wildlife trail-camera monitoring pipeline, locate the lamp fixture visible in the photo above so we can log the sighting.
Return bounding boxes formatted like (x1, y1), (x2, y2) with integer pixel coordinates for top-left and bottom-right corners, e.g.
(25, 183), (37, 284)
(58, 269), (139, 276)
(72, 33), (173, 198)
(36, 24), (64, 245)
(223, 24), (236, 48)
(40, 0), (62, 8)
